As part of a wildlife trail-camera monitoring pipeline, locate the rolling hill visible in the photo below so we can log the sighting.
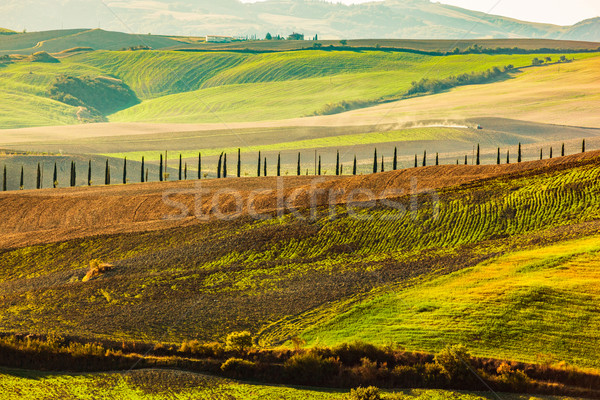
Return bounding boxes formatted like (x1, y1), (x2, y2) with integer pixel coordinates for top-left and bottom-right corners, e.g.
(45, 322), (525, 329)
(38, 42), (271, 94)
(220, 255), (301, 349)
(1, 0), (600, 41)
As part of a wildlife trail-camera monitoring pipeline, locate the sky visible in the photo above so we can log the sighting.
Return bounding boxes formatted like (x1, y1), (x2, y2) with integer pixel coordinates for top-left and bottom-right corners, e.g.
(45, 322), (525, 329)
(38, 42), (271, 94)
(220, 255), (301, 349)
(241, 0), (600, 26)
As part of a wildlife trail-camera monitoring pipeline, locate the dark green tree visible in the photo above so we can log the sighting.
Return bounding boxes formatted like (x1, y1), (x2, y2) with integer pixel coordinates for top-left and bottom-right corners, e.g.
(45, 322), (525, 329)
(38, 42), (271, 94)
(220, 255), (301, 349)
(3, 165), (6, 191)
(373, 148), (377, 173)
(53, 162), (58, 188)
(70, 161), (76, 187)
(518, 143), (522, 163)
(436, 152), (439, 166)
(257, 151), (261, 177)
(264, 157), (267, 177)
(123, 157), (127, 184)
(178, 154), (182, 180)
(217, 152), (223, 179)
(550, 147), (553, 159)
(540, 148), (543, 160)
(318, 155), (321, 175)
(140, 157), (145, 183)
(105, 160), (110, 185)
(159, 154), (163, 182)
(476, 144), (480, 165)
(353, 155), (357, 175)
(20, 166), (24, 190)
(393, 147), (397, 170)
(237, 148), (241, 178)
(36, 163), (41, 189)
(464, 155), (468, 165)
(381, 156), (384, 172)
(506, 150), (510, 164)
(223, 153), (227, 178)
(335, 150), (340, 175)
(497, 148), (500, 165)
(184, 162), (188, 180)
(277, 153), (281, 176)
(422, 150), (427, 167)
(561, 143), (565, 157)
(414, 154), (417, 168)
(88, 160), (92, 186)
(297, 152), (301, 176)
(582, 139), (586, 153)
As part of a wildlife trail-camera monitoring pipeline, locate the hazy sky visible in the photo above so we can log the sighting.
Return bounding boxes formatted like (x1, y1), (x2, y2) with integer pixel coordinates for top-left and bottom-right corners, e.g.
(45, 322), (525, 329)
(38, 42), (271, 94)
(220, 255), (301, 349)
(241, 0), (600, 26)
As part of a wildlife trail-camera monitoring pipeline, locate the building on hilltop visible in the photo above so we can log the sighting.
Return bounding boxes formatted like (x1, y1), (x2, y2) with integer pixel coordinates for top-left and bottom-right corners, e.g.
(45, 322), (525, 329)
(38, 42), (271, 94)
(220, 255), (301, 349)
(287, 32), (304, 40)
(205, 35), (233, 43)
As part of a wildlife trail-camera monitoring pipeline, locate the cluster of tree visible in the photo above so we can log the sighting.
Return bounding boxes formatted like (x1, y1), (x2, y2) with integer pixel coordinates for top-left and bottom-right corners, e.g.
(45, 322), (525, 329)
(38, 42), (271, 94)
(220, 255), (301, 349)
(406, 66), (511, 96)
(532, 55), (570, 65)
(119, 45), (151, 51)
(264, 33), (285, 40)
(455, 44), (599, 56)
(0, 332), (597, 398)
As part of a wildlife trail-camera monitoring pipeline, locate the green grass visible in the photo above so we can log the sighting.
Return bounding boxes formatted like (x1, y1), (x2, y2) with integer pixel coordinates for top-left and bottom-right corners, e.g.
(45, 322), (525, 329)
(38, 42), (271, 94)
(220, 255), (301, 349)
(1, 48), (597, 128)
(295, 235), (600, 369)
(0, 368), (581, 400)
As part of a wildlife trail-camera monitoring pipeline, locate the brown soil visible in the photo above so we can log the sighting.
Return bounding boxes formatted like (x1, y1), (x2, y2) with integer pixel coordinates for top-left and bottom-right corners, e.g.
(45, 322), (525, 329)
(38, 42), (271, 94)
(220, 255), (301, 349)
(1, 150), (598, 249)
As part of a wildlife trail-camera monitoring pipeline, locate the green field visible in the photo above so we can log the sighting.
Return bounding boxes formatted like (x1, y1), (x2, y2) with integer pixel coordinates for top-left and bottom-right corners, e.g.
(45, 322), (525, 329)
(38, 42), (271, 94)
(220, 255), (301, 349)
(1, 46), (597, 129)
(0, 368), (579, 400)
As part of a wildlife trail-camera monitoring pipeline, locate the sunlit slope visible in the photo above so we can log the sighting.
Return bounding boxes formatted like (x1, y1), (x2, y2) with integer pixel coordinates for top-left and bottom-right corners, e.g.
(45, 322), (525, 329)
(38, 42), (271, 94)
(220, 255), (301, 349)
(110, 52), (597, 124)
(342, 55), (600, 128)
(296, 235), (600, 369)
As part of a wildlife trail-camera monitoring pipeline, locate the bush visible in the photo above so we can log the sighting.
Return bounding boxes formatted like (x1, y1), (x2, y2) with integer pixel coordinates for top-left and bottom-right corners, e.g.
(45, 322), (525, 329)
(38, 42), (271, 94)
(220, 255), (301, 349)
(346, 386), (381, 400)
(434, 345), (472, 384)
(220, 357), (256, 379)
(225, 331), (253, 353)
(497, 362), (531, 391)
(284, 352), (341, 385)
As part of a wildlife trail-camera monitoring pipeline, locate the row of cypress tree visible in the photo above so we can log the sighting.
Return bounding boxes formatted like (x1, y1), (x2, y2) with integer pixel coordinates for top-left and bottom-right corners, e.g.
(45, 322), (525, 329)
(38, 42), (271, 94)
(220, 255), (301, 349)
(0, 139), (590, 191)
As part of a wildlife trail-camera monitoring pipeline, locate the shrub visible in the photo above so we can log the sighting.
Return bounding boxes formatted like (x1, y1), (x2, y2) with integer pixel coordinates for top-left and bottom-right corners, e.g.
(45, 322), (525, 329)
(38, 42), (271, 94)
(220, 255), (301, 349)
(434, 345), (472, 384)
(497, 362), (531, 391)
(220, 357), (256, 379)
(391, 365), (421, 387)
(284, 352), (341, 385)
(225, 331), (253, 353)
(346, 386), (381, 400)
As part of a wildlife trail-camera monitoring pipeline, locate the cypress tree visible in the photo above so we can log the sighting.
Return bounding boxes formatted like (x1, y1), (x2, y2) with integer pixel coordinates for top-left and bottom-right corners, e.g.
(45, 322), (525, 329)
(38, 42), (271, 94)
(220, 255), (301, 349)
(506, 150), (510, 164)
(257, 151), (261, 177)
(464, 155), (468, 165)
(3, 165), (6, 191)
(69, 161), (73, 187)
(264, 157), (267, 177)
(237, 148), (241, 178)
(277, 153), (281, 176)
(414, 154), (417, 168)
(105, 160), (110, 185)
(297, 152), (301, 176)
(140, 157), (145, 183)
(518, 143), (522, 163)
(540, 148), (543, 160)
(217, 152), (223, 179)
(373, 149), (377, 173)
(123, 157), (127, 184)
(88, 160), (92, 186)
(159, 154), (163, 182)
(70, 161), (76, 187)
(184, 163), (188, 180)
(422, 150), (427, 167)
(145, 169), (149, 183)
(476, 144), (480, 165)
(353, 155), (357, 175)
(335, 150), (340, 176)
(436, 152), (439, 166)
(561, 143), (565, 157)
(456, 159), (459, 165)
(340, 164), (343, 175)
(497, 148), (500, 165)
(164, 151), (168, 181)
(53, 162), (58, 188)
(178, 154), (182, 180)
(550, 147), (553, 159)
(582, 139), (586, 153)
(393, 147), (397, 170)
(198, 153), (202, 179)
(318, 156), (321, 175)
(73, 162), (77, 186)
(36, 163), (41, 189)
(20, 166), (24, 190)
(381, 156), (384, 172)
(223, 153), (227, 178)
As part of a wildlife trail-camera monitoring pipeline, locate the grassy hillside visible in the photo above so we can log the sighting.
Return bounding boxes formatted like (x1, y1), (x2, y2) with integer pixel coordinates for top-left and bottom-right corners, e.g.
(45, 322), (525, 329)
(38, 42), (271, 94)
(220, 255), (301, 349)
(1, 154), (599, 370)
(1, 46), (598, 129)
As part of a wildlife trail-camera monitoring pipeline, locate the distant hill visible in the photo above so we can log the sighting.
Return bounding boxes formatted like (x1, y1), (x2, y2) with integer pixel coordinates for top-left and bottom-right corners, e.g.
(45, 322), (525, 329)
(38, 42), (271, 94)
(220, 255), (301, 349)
(0, 0), (599, 41)
(0, 27), (16, 35)
(0, 28), (186, 55)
